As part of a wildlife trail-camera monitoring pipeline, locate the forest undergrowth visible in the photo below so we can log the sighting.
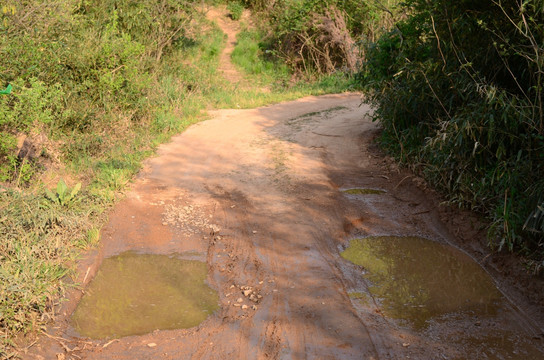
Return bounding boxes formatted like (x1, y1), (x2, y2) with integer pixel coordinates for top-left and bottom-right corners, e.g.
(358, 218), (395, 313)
(359, 0), (544, 272)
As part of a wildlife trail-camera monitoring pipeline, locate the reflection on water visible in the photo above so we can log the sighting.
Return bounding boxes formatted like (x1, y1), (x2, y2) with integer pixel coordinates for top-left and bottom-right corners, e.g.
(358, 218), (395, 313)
(72, 252), (219, 339)
(341, 236), (503, 329)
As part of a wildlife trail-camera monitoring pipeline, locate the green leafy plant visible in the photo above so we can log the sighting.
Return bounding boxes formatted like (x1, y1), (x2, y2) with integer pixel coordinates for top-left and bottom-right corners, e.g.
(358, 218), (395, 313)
(45, 179), (81, 206)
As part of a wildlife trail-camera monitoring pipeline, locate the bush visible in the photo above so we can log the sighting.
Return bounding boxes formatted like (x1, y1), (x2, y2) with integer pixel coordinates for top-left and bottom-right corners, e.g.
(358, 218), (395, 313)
(245, 0), (399, 75)
(361, 0), (544, 266)
(227, 1), (244, 20)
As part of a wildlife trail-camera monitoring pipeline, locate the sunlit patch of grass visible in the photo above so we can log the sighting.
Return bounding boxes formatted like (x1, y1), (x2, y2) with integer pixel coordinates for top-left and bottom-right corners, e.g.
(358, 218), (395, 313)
(0, 187), (101, 349)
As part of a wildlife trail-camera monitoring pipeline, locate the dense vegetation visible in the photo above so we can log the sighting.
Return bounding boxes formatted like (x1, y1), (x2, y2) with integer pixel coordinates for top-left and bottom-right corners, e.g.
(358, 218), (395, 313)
(360, 0), (544, 270)
(239, 0), (397, 74)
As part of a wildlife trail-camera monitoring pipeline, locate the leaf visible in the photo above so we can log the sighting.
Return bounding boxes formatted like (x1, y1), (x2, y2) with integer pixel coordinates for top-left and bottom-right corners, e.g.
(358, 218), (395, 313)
(56, 179), (68, 201)
(69, 183), (81, 200)
(45, 189), (58, 203)
(0, 84), (12, 95)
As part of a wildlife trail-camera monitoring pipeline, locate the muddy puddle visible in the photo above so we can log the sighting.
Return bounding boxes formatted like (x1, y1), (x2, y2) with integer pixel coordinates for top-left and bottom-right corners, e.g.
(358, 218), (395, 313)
(342, 188), (386, 195)
(341, 236), (503, 329)
(340, 236), (544, 357)
(71, 252), (218, 339)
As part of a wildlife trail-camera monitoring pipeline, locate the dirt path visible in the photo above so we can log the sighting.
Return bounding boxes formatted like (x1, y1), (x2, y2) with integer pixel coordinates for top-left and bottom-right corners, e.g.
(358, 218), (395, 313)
(24, 94), (544, 359)
(205, 6), (244, 83)
(21, 7), (544, 360)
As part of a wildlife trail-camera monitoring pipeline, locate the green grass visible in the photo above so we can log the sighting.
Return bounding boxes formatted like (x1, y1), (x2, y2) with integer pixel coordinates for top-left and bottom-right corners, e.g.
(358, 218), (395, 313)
(227, 1), (244, 20)
(231, 26), (290, 82)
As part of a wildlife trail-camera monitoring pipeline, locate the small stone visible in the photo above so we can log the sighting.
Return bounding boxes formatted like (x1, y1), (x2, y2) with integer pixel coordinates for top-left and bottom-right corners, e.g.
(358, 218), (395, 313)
(230, 285), (235, 289)
(233, 303), (241, 307)
(259, 281), (264, 285)
(252, 230), (257, 234)
(162, 222), (168, 226)
(243, 289), (252, 297)
(241, 305), (248, 310)
(402, 343), (410, 348)
(147, 343), (157, 348)
(237, 297), (244, 303)
(249, 295), (258, 302)
(251, 305), (258, 310)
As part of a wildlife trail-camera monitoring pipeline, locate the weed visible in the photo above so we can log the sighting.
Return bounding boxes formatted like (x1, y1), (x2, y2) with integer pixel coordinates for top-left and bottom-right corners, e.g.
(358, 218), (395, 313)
(45, 180), (81, 207)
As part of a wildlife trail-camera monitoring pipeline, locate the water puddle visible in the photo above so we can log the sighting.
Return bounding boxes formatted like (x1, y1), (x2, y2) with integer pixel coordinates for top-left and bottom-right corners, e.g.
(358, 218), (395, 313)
(341, 236), (503, 329)
(71, 252), (219, 339)
(342, 188), (386, 195)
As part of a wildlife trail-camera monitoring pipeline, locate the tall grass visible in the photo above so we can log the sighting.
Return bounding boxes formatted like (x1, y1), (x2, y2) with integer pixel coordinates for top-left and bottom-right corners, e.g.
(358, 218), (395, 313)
(360, 0), (544, 270)
(239, 0), (400, 75)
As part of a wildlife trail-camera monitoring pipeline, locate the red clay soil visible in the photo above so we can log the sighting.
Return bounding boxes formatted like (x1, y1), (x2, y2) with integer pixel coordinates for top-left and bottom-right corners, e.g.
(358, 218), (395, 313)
(20, 94), (544, 360)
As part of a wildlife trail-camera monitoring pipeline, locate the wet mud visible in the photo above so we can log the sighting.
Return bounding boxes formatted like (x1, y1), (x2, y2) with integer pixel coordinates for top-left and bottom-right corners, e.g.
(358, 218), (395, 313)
(340, 236), (544, 358)
(342, 188), (386, 195)
(341, 236), (502, 329)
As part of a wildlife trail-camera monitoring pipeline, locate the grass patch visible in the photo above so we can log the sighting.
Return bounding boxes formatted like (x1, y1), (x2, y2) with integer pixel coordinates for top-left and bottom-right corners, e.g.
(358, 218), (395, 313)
(227, 1), (244, 20)
(231, 26), (290, 83)
(0, 187), (102, 355)
(231, 24), (355, 98)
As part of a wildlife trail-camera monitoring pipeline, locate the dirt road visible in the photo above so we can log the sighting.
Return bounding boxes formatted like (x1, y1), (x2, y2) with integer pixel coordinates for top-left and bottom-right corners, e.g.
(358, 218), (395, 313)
(23, 93), (544, 359)
(23, 7), (544, 360)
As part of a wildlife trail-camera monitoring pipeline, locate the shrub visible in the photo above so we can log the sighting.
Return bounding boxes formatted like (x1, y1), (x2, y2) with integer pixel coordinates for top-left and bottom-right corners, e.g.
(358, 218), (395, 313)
(227, 1), (244, 20)
(246, 0), (399, 75)
(361, 0), (544, 266)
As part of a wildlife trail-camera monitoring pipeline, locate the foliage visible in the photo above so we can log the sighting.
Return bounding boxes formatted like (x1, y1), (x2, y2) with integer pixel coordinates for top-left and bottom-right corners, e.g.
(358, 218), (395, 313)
(231, 26), (289, 81)
(0, 188), (98, 356)
(45, 179), (81, 207)
(361, 0), (544, 265)
(227, 1), (244, 20)
(244, 0), (399, 74)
